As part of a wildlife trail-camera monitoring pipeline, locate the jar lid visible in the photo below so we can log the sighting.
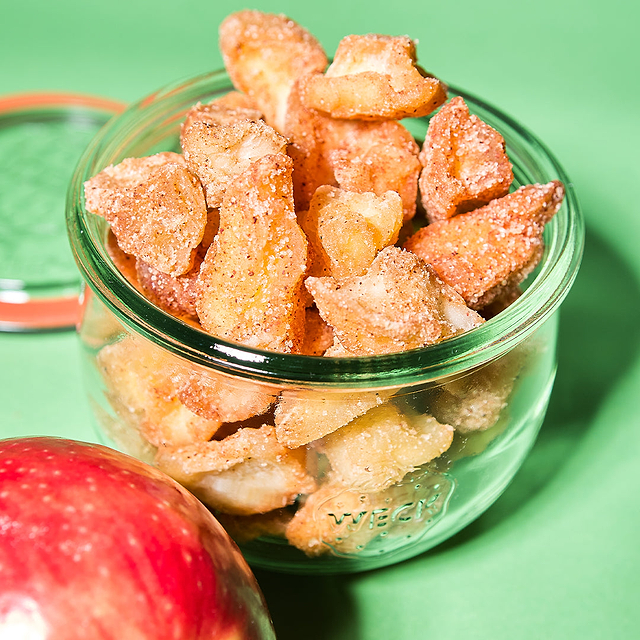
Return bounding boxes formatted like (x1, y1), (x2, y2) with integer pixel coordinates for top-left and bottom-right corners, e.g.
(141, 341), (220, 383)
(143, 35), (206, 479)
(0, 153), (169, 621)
(0, 92), (125, 332)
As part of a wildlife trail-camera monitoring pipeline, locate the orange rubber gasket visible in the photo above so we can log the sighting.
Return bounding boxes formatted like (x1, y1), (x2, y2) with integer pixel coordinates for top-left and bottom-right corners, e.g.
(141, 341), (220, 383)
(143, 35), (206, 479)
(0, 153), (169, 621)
(0, 297), (82, 332)
(0, 91), (126, 115)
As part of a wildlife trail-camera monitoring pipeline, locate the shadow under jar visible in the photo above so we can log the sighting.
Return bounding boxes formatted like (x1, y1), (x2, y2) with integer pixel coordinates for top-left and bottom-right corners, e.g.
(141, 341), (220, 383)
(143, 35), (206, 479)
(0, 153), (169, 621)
(66, 69), (583, 574)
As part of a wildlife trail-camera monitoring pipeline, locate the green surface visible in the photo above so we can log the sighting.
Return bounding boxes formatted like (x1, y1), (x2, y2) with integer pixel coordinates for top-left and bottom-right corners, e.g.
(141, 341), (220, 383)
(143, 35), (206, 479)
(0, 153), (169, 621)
(1, 0), (639, 638)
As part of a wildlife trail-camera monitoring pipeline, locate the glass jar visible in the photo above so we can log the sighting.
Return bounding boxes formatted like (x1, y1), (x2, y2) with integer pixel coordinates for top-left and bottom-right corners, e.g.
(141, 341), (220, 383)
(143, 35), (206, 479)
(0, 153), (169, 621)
(66, 69), (583, 574)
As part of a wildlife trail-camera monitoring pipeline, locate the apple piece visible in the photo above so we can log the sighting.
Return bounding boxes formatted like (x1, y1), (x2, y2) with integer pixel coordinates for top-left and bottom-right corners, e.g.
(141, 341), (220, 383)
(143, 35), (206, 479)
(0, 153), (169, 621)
(0, 437), (275, 640)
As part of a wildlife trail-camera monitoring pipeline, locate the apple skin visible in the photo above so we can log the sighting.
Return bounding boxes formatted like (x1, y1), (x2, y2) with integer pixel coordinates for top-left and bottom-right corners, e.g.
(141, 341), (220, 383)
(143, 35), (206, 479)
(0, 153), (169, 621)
(0, 437), (276, 640)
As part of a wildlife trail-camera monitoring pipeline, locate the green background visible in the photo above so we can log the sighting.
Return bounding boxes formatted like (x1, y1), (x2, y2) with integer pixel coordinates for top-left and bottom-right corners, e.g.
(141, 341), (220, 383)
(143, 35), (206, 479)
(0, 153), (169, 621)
(2, 0), (639, 638)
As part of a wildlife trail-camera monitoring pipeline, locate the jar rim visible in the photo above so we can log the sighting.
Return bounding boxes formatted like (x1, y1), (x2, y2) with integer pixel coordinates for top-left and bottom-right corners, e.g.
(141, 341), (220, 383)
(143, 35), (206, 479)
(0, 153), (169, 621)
(67, 69), (584, 388)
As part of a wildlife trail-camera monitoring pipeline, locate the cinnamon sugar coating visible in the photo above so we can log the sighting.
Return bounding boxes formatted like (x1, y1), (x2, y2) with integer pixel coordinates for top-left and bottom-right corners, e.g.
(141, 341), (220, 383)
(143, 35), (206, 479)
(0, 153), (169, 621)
(284, 82), (421, 218)
(135, 257), (201, 322)
(181, 94), (263, 132)
(322, 118), (421, 221)
(180, 102), (287, 208)
(154, 425), (316, 515)
(418, 96), (513, 222)
(195, 153), (307, 352)
(219, 10), (328, 133)
(108, 162), (207, 277)
(404, 181), (565, 309)
(300, 34), (447, 120)
(283, 80), (337, 211)
(84, 152), (185, 222)
(306, 246), (484, 356)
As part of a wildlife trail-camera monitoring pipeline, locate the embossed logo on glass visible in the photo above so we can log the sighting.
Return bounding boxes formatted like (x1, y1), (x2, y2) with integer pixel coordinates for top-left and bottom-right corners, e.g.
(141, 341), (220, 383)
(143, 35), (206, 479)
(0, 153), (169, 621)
(316, 469), (454, 557)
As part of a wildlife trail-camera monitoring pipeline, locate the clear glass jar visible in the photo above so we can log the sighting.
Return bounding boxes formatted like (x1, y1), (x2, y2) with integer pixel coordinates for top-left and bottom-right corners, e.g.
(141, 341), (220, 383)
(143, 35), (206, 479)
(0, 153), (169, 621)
(66, 69), (583, 574)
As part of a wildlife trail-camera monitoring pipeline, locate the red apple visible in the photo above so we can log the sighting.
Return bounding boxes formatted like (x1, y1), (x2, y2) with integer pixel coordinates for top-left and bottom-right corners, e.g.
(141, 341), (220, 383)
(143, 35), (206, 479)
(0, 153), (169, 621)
(0, 437), (275, 640)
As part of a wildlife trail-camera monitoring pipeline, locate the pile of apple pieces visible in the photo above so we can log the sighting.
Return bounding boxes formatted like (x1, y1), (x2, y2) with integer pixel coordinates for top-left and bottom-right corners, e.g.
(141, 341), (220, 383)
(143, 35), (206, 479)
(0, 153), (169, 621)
(86, 10), (564, 557)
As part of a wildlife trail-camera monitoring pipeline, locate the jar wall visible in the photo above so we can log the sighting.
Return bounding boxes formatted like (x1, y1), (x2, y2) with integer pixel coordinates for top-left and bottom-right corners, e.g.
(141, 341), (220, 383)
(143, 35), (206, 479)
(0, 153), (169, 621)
(68, 70), (582, 573)
(78, 287), (558, 573)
